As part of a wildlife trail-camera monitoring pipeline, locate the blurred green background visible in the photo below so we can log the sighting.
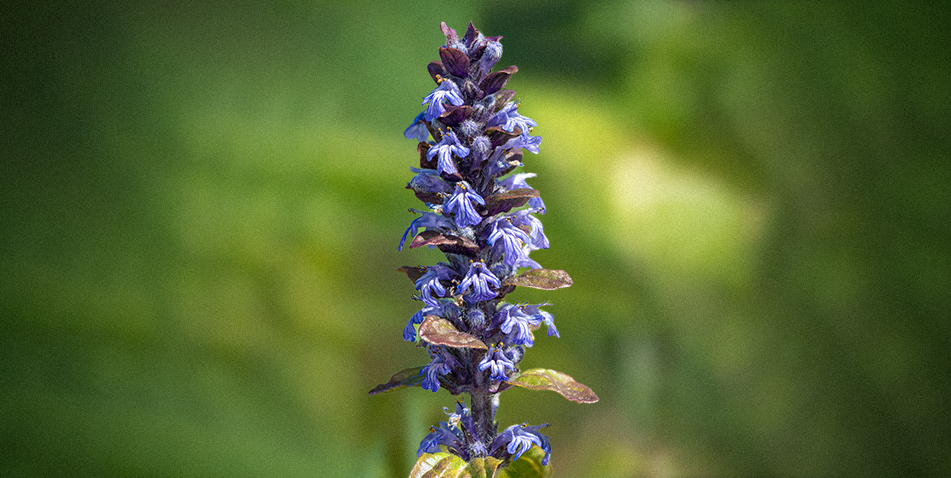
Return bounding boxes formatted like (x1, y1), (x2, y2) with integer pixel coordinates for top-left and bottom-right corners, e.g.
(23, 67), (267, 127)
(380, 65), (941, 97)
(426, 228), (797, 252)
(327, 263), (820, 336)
(3, 1), (950, 476)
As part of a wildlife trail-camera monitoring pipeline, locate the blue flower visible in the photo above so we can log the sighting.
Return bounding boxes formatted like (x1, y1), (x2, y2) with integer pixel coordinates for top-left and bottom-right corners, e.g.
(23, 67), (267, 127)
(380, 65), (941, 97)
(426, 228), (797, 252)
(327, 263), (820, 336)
(490, 423), (551, 464)
(444, 181), (484, 228)
(495, 424), (541, 461)
(512, 210), (549, 250)
(457, 260), (500, 302)
(426, 130), (470, 176)
(420, 347), (452, 392)
(399, 209), (455, 251)
(488, 102), (537, 135)
(417, 422), (463, 457)
(480, 145), (523, 180)
(422, 80), (465, 121)
(506, 428), (540, 461)
(415, 264), (454, 306)
(505, 133), (542, 154)
(404, 307), (430, 341)
(443, 400), (487, 456)
(404, 112), (430, 141)
(496, 304), (541, 347)
(485, 216), (533, 266)
(524, 303), (558, 338)
(498, 172), (545, 213)
(408, 167), (453, 198)
(478, 343), (517, 382)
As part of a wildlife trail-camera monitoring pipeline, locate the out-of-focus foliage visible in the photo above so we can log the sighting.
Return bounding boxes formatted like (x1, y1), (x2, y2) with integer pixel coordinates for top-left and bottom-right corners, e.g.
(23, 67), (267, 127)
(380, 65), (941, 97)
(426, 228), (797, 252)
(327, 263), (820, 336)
(2, 1), (948, 477)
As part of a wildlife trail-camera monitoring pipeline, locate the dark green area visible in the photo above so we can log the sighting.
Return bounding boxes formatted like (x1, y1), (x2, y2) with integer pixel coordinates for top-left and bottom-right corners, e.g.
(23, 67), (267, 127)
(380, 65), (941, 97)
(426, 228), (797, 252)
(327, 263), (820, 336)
(2, 1), (949, 477)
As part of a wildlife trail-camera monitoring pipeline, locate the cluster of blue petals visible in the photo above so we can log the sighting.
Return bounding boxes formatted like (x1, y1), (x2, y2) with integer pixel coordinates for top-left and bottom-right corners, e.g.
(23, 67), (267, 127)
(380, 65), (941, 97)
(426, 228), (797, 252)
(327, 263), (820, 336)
(397, 22), (557, 466)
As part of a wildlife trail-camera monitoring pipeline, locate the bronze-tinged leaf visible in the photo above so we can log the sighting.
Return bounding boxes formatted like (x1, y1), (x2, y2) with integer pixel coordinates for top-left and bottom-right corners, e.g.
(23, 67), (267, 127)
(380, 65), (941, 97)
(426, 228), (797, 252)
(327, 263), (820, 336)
(507, 368), (598, 404)
(480, 66), (517, 95)
(439, 105), (474, 126)
(505, 269), (572, 290)
(409, 231), (456, 249)
(439, 47), (471, 78)
(490, 90), (518, 113)
(397, 266), (428, 283)
(368, 366), (424, 396)
(419, 315), (488, 350)
(487, 126), (522, 149)
(463, 22), (479, 47)
(484, 188), (539, 216)
(419, 142), (436, 169)
(436, 239), (479, 256)
(409, 231), (479, 255)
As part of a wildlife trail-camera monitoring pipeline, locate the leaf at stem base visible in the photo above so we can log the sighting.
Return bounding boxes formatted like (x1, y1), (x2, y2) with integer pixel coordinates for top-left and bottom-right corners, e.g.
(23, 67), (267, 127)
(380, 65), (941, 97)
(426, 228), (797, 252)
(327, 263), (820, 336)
(410, 453), (503, 478)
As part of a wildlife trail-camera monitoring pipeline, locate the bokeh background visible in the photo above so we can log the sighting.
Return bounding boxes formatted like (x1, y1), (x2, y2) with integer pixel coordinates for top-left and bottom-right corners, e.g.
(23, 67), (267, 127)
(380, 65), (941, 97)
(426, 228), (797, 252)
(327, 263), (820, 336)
(3, 1), (950, 476)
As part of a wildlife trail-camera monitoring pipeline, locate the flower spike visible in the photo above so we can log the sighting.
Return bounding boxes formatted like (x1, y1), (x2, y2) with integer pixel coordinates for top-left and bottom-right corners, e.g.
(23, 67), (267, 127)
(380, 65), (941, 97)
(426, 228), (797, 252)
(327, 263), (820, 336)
(373, 22), (596, 473)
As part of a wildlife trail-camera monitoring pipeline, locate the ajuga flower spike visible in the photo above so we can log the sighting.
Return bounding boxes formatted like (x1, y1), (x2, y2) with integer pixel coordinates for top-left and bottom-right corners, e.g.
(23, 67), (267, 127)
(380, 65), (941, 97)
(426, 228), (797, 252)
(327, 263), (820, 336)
(371, 22), (597, 477)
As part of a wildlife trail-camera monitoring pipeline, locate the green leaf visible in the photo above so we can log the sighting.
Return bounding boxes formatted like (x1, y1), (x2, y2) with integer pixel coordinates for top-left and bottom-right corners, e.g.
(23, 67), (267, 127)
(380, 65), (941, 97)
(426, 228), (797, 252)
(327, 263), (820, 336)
(368, 366), (424, 396)
(495, 446), (552, 478)
(419, 316), (488, 350)
(409, 453), (503, 478)
(507, 368), (599, 404)
(409, 453), (466, 478)
(466, 457), (504, 478)
(505, 269), (572, 290)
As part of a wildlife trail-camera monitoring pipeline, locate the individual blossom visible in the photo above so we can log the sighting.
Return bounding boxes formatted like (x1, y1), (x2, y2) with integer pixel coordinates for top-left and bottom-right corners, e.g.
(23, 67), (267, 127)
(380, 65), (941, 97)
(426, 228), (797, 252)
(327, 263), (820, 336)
(426, 129), (470, 176)
(511, 209), (549, 250)
(420, 346), (452, 392)
(407, 167), (453, 202)
(403, 307), (428, 342)
(418, 421), (464, 457)
(496, 303), (541, 347)
(422, 80), (465, 121)
(504, 133), (542, 155)
(404, 112), (430, 141)
(491, 423), (552, 465)
(484, 216), (533, 266)
(457, 260), (500, 302)
(482, 148), (523, 183)
(524, 303), (559, 338)
(415, 264), (454, 306)
(443, 181), (484, 228)
(487, 102), (537, 135)
(478, 343), (517, 382)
